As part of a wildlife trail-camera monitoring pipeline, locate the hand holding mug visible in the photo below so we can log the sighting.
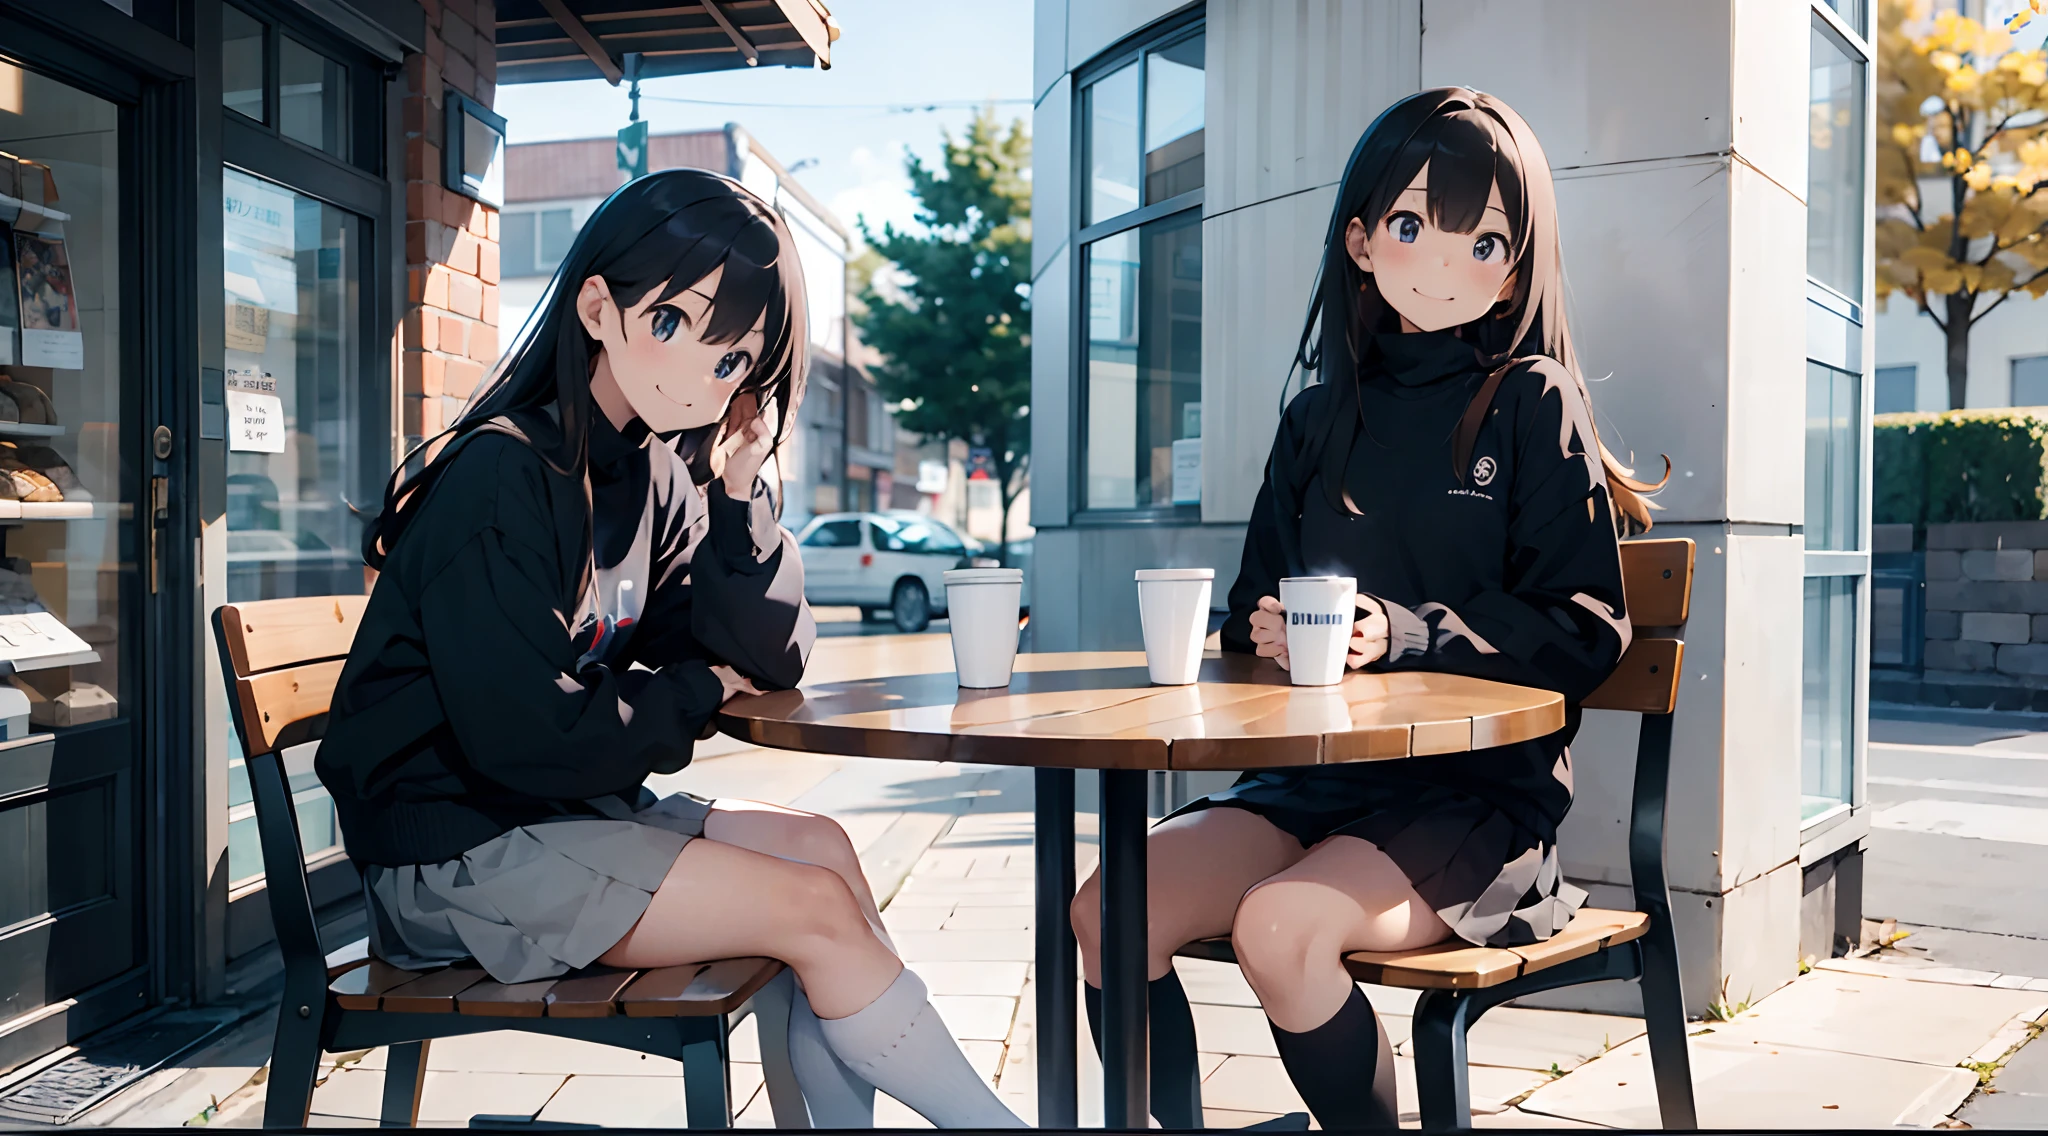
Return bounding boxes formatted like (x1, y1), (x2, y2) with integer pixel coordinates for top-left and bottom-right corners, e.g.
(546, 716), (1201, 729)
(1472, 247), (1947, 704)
(1249, 595), (1290, 671)
(1348, 595), (1389, 669)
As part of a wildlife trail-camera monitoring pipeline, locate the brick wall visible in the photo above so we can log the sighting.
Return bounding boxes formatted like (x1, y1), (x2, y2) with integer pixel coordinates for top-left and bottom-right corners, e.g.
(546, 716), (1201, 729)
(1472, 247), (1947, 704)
(398, 0), (500, 453)
(1922, 521), (2048, 683)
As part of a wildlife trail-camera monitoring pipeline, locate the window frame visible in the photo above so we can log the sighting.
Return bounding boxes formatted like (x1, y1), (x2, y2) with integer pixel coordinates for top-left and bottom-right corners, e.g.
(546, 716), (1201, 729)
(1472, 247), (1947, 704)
(1799, 0), (1875, 856)
(1068, 10), (1206, 524)
(221, 1), (380, 174)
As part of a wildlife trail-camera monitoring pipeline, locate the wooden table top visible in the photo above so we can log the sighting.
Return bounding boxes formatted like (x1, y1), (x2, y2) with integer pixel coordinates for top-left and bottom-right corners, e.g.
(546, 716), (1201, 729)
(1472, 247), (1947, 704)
(717, 649), (1565, 771)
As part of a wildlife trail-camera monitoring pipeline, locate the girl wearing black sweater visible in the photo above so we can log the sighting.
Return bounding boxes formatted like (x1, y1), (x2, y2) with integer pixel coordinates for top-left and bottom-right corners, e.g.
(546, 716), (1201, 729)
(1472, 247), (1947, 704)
(318, 171), (1019, 1129)
(1070, 90), (1660, 1129)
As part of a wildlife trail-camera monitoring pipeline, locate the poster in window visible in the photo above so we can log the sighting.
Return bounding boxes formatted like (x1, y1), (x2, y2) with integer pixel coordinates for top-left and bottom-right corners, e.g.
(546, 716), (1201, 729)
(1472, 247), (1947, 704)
(15, 232), (81, 369)
(226, 366), (285, 453)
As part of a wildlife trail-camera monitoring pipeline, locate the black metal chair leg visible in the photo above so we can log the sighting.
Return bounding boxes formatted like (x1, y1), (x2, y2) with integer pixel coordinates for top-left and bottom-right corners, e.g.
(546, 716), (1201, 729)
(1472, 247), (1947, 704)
(262, 994), (325, 1128)
(681, 1019), (734, 1128)
(1410, 990), (1474, 1132)
(380, 1039), (430, 1127)
(1636, 934), (1699, 1130)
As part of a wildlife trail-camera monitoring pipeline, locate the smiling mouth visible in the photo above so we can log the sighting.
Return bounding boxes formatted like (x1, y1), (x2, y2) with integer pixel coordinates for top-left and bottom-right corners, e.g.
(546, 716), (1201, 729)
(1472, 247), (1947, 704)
(1412, 287), (1456, 302)
(653, 381), (694, 408)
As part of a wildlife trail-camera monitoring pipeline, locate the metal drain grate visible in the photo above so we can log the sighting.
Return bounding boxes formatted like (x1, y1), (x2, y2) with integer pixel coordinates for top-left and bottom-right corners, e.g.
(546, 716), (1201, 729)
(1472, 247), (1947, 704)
(0, 1008), (236, 1124)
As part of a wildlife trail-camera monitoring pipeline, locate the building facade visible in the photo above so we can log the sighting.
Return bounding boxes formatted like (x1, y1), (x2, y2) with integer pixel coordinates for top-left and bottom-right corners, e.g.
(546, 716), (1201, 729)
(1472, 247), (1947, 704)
(0, 0), (829, 1081)
(496, 124), (893, 530)
(1028, 0), (1875, 1014)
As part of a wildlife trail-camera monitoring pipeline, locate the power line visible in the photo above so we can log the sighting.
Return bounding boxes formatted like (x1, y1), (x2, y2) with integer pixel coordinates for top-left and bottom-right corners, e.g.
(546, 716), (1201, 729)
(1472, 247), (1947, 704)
(641, 94), (1031, 112)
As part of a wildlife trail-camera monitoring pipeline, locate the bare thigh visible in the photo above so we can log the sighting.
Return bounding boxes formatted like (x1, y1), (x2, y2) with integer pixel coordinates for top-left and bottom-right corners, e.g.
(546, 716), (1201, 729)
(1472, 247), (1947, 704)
(1231, 834), (1453, 1030)
(597, 835), (900, 1019)
(1072, 805), (1307, 983)
(702, 798), (883, 921)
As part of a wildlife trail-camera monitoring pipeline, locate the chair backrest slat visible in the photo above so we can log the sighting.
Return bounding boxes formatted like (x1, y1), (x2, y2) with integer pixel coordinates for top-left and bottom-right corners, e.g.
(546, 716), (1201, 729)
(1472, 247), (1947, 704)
(221, 594), (367, 676)
(211, 596), (368, 985)
(235, 658), (348, 756)
(1619, 538), (1693, 628)
(1583, 639), (1684, 714)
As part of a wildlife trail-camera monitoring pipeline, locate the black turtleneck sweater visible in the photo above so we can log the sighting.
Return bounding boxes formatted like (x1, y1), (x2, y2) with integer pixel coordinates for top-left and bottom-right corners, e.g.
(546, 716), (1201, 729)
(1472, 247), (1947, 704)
(1220, 332), (1631, 837)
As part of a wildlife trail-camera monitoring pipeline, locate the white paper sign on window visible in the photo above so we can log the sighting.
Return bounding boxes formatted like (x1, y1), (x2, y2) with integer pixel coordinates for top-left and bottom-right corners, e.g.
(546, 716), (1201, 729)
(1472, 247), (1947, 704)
(227, 367), (285, 453)
(1171, 437), (1201, 505)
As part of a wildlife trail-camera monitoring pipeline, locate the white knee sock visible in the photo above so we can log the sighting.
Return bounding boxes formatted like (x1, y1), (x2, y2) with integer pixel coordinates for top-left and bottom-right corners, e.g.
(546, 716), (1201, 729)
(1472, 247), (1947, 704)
(787, 982), (877, 1127)
(814, 968), (1025, 1129)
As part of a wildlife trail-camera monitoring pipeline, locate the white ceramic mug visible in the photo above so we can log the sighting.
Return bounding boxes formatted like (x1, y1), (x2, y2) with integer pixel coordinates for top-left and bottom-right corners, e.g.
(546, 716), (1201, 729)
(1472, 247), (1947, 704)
(1135, 568), (1214, 685)
(1278, 576), (1356, 687)
(944, 568), (1024, 688)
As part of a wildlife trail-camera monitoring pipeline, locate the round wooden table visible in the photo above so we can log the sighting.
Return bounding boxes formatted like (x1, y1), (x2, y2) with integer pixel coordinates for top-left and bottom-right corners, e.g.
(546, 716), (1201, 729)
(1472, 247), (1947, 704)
(720, 649), (1564, 1128)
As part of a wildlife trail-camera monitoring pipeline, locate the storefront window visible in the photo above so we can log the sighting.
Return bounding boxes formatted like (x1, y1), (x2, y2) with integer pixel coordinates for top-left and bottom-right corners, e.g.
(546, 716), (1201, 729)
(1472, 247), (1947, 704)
(279, 36), (348, 160)
(1803, 575), (1856, 820)
(221, 167), (367, 883)
(223, 6), (266, 123)
(1808, 18), (1865, 300)
(0, 63), (131, 732)
(1084, 213), (1201, 509)
(1806, 362), (1859, 551)
(1076, 22), (1204, 514)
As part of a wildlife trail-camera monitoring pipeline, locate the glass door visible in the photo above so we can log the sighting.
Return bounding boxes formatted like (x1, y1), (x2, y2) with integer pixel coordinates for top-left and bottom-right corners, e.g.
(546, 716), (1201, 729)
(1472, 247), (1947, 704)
(0, 57), (145, 1073)
(219, 167), (367, 892)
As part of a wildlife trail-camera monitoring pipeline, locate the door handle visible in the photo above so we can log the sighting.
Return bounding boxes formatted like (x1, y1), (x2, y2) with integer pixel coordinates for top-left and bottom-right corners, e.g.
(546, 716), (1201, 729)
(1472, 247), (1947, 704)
(149, 475), (168, 594)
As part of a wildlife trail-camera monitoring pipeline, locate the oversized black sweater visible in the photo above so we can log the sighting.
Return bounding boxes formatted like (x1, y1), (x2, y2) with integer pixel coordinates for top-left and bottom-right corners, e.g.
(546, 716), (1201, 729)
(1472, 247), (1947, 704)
(318, 418), (812, 866)
(1220, 330), (1631, 837)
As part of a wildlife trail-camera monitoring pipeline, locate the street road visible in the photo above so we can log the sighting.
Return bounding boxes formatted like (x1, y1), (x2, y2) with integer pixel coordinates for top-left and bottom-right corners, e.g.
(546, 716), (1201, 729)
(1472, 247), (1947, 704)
(1867, 711), (2048, 978)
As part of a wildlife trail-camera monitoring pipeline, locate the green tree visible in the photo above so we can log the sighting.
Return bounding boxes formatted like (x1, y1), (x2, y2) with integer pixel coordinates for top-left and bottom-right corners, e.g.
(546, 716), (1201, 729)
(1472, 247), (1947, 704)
(854, 109), (1031, 562)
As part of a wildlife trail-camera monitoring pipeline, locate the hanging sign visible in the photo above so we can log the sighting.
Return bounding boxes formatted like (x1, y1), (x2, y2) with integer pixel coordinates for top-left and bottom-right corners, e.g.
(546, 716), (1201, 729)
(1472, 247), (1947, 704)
(617, 120), (649, 181)
(227, 367), (285, 453)
(15, 231), (81, 369)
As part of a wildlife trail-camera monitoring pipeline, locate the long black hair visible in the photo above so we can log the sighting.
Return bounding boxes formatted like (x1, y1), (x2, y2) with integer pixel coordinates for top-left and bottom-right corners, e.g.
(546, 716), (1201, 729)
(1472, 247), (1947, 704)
(1282, 88), (1659, 541)
(364, 168), (809, 571)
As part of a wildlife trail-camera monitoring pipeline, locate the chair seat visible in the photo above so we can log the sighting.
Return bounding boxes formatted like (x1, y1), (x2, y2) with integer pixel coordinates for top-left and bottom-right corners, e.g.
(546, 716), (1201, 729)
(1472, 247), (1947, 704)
(1178, 908), (1649, 992)
(328, 954), (784, 1018)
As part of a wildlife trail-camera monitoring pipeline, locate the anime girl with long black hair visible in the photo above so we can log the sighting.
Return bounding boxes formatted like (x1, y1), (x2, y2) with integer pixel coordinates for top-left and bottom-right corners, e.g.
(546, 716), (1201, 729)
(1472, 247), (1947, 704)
(1070, 89), (1660, 1129)
(318, 170), (1021, 1129)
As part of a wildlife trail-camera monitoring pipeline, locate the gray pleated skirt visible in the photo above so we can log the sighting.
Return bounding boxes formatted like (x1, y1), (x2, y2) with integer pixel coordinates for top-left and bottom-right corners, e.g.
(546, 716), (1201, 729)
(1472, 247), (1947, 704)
(362, 791), (716, 984)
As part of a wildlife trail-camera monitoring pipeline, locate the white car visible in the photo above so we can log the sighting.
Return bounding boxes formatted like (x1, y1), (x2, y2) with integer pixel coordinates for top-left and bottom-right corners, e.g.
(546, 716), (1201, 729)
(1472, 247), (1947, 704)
(796, 512), (984, 632)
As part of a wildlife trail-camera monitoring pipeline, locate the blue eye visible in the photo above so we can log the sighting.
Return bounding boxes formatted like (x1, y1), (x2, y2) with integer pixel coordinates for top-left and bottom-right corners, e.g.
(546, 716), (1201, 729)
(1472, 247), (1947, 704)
(649, 305), (684, 342)
(714, 351), (752, 380)
(1473, 234), (1505, 262)
(1387, 213), (1422, 243)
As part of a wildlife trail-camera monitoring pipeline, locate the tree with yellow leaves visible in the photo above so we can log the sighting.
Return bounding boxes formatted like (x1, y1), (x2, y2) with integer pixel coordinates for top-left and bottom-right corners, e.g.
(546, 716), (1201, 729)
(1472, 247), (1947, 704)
(1877, 0), (2048, 408)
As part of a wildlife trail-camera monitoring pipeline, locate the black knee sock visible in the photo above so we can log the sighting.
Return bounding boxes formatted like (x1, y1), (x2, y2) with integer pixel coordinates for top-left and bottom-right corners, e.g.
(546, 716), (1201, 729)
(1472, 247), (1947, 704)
(1081, 974), (1204, 1128)
(1268, 986), (1398, 1131)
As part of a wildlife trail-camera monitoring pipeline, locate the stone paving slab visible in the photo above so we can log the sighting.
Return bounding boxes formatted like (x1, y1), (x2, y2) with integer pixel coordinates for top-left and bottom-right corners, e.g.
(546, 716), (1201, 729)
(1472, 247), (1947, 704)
(1697, 968), (2046, 1067)
(1519, 1033), (1981, 1129)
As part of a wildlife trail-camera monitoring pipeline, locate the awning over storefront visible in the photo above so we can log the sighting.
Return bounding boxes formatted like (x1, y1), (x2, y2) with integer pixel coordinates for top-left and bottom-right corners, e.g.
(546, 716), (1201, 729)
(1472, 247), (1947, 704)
(496, 0), (837, 84)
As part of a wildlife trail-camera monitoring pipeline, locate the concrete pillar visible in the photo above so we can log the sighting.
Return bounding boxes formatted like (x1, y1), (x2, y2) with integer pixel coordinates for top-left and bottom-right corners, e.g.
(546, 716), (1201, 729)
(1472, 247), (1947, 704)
(1422, 0), (1810, 1014)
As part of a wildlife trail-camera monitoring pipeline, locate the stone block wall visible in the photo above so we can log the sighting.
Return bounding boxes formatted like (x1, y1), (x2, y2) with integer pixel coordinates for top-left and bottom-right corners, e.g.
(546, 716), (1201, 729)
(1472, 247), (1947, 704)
(1922, 522), (2048, 684)
(398, 0), (499, 455)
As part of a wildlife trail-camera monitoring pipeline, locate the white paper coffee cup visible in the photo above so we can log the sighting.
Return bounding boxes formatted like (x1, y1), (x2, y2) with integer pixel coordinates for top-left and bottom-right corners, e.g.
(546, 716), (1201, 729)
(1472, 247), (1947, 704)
(1135, 568), (1214, 685)
(944, 568), (1024, 688)
(1279, 576), (1356, 687)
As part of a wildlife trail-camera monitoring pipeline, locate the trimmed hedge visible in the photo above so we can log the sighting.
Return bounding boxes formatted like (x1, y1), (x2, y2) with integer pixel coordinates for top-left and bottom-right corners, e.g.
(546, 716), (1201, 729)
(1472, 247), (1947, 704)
(1875, 409), (2048, 527)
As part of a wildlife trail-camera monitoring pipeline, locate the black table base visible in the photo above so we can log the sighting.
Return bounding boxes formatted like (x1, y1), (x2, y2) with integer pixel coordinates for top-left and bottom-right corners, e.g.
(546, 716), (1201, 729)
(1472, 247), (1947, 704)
(1033, 768), (1078, 1128)
(1033, 767), (1154, 1129)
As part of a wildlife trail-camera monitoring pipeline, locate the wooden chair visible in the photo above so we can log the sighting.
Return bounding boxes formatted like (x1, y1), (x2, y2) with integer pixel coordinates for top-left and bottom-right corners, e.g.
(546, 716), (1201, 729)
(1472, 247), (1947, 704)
(1175, 537), (1700, 1132)
(213, 596), (805, 1129)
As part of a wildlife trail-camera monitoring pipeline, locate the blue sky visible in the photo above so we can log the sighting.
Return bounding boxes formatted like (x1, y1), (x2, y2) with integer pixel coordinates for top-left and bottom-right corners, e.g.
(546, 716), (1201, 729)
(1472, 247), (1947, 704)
(494, 0), (1036, 240)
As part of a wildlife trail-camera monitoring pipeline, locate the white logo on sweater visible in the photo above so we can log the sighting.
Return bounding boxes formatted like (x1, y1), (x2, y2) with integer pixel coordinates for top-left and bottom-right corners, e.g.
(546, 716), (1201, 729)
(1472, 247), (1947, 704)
(1472, 456), (1497, 486)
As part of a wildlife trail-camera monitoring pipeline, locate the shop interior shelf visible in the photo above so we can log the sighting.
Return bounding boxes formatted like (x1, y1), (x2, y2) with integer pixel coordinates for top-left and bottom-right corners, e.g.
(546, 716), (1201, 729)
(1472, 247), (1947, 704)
(0, 424), (65, 438)
(0, 501), (107, 522)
